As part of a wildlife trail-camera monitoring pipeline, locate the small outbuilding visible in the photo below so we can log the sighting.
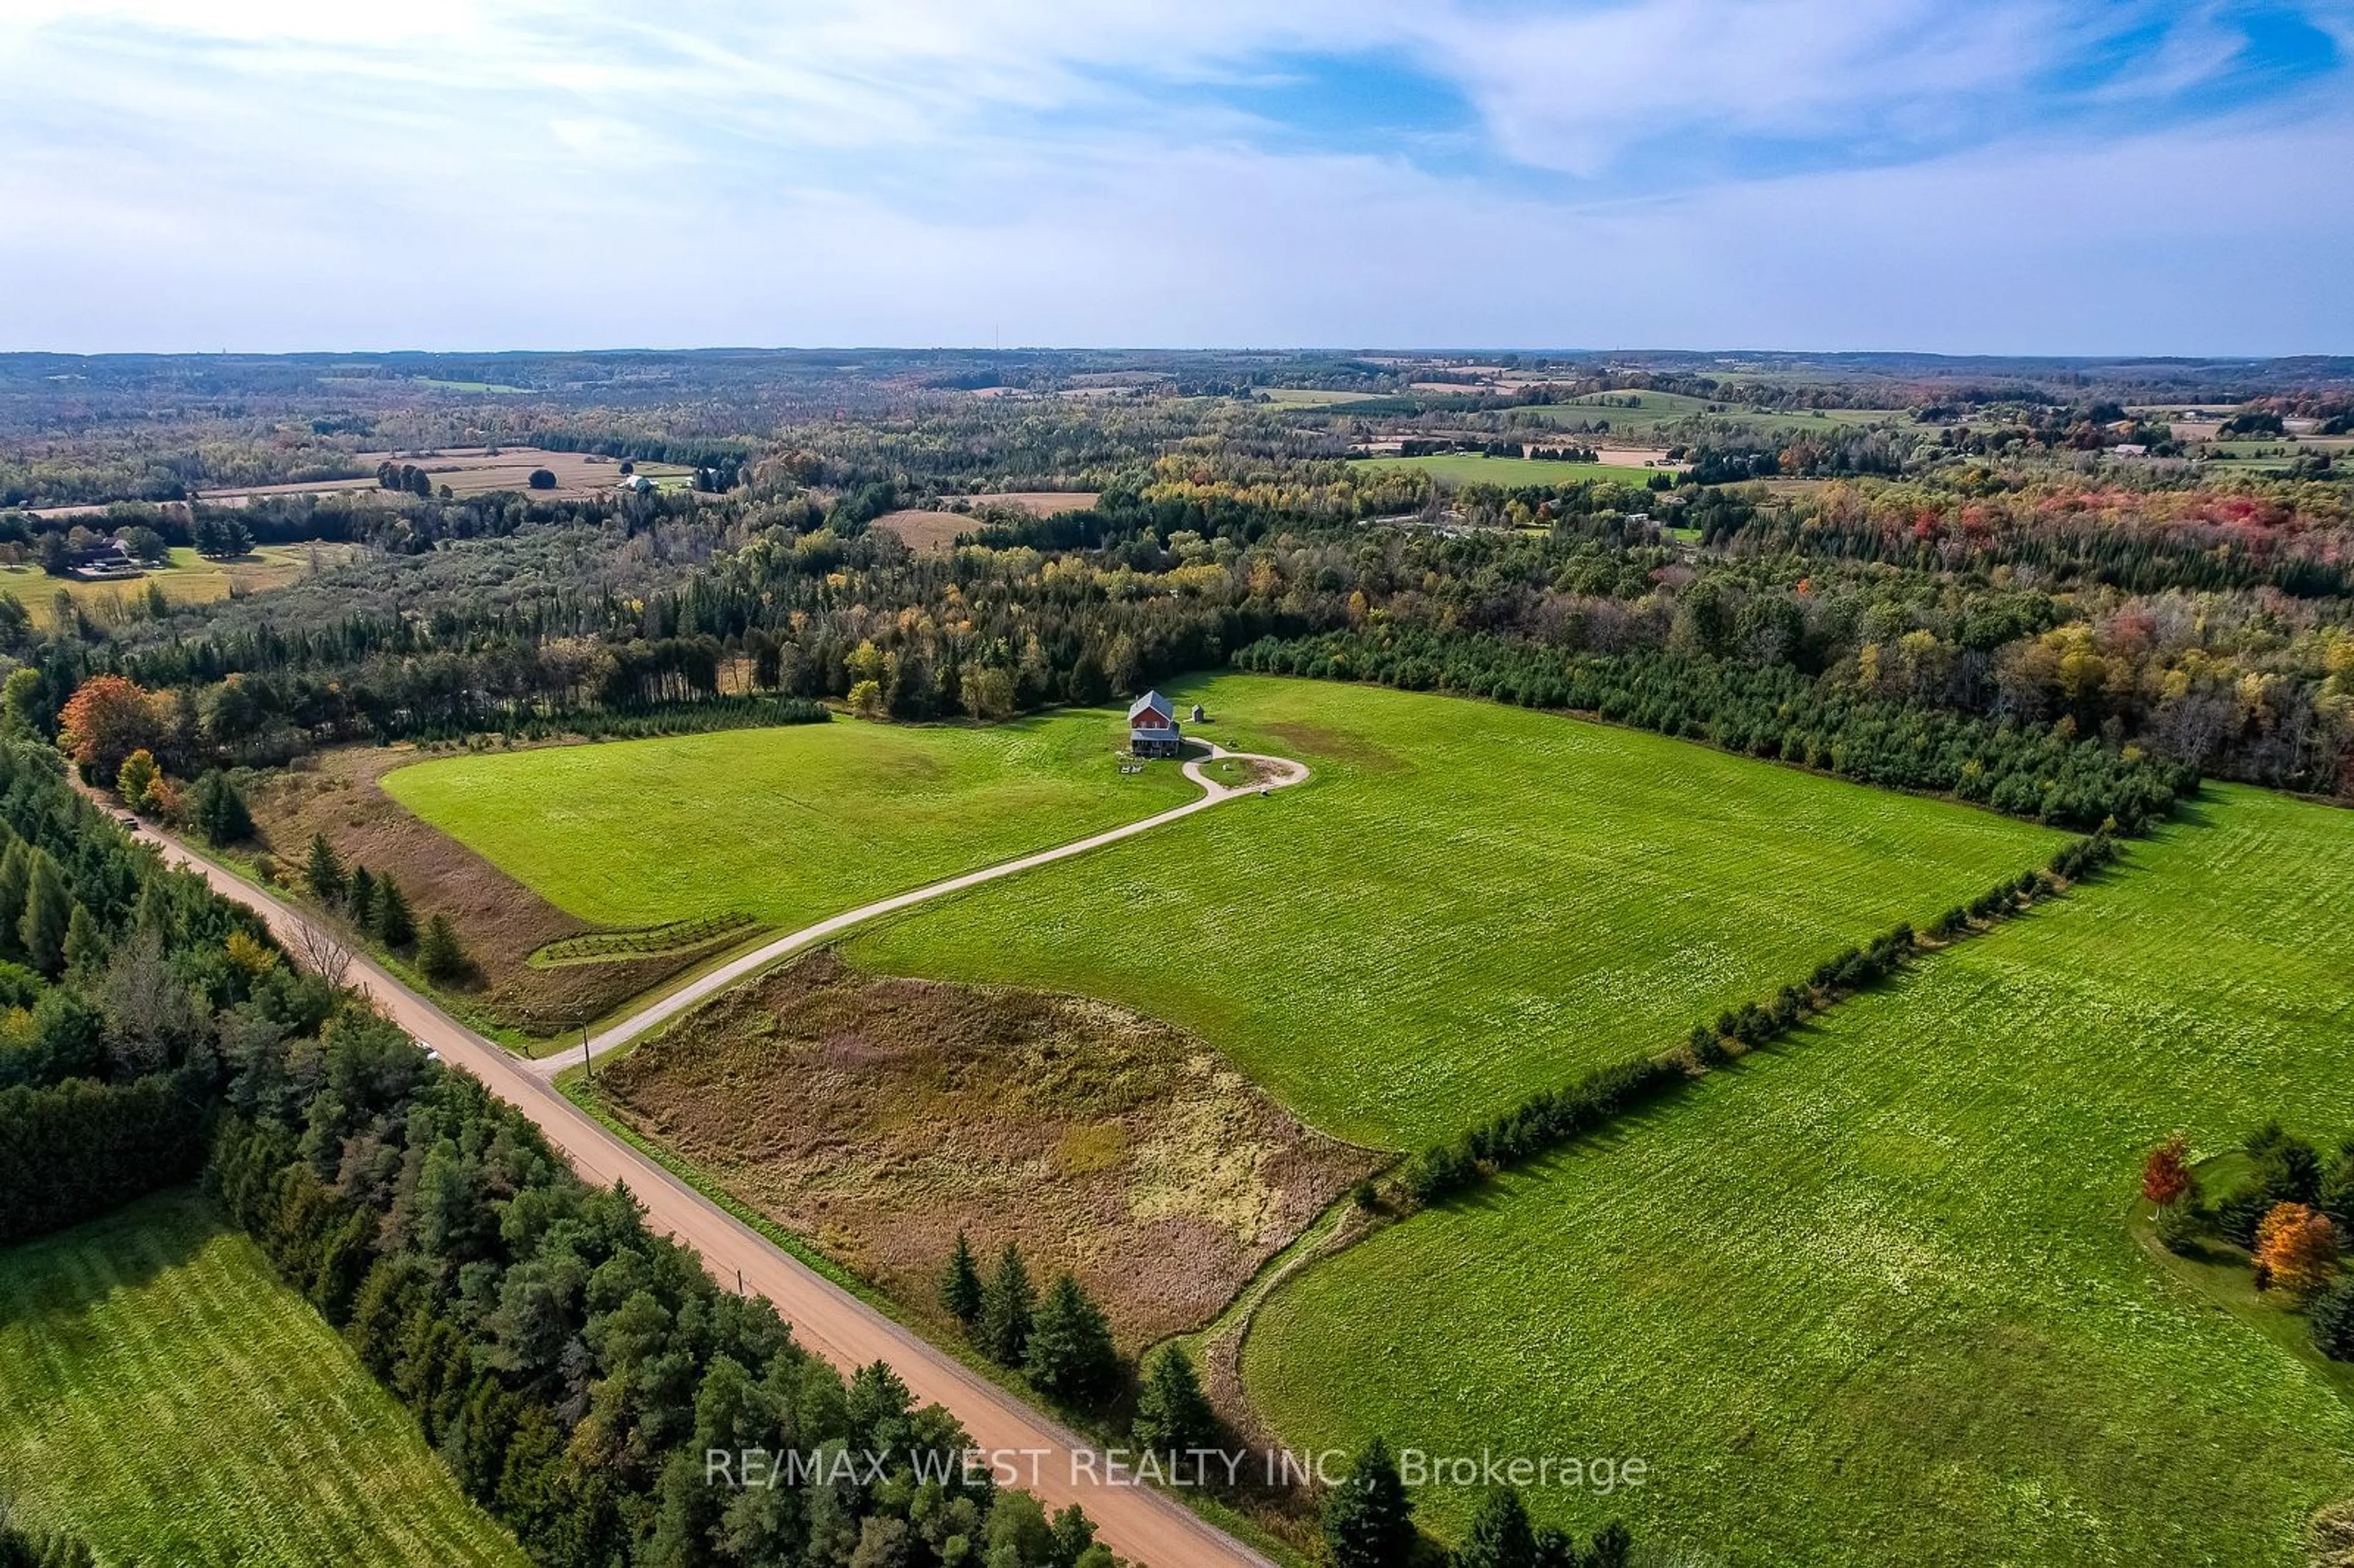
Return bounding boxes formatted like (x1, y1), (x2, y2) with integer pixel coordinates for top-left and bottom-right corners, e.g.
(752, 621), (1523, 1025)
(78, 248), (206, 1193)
(1128, 690), (1182, 758)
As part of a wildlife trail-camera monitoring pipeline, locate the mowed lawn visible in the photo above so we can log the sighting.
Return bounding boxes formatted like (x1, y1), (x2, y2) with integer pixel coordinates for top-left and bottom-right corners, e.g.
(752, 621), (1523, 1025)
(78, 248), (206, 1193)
(1349, 453), (1663, 487)
(1245, 784), (2354, 1565)
(0, 1189), (524, 1567)
(849, 674), (2063, 1147)
(383, 707), (1198, 930)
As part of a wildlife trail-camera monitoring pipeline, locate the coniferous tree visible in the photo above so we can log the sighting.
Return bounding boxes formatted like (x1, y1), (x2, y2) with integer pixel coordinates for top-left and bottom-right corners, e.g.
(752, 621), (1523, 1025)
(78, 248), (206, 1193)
(374, 873), (415, 948)
(417, 915), (468, 983)
(1456, 1488), (1537, 1568)
(2312, 1274), (2354, 1361)
(0, 842), (29, 961)
(346, 866), (378, 931)
(190, 772), (254, 847)
(19, 856), (71, 976)
(977, 1241), (1034, 1366)
(304, 834), (345, 905)
(940, 1230), (983, 1326)
(62, 904), (106, 977)
(1023, 1272), (1117, 1403)
(1133, 1344), (1216, 1458)
(1323, 1436), (1415, 1568)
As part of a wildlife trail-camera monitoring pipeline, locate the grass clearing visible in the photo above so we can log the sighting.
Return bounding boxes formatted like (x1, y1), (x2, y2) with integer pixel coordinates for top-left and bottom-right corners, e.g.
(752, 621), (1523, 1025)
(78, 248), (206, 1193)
(1349, 453), (1666, 488)
(383, 707), (1198, 932)
(850, 674), (2063, 1148)
(0, 1189), (524, 1567)
(0, 544), (346, 628)
(1244, 785), (2354, 1564)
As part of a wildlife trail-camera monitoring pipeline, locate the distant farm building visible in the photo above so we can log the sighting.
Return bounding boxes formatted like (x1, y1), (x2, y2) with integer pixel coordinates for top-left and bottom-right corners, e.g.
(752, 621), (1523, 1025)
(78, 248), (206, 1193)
(68, 539), (143, 580)
(617, 474), (657, 495)
(1128, 691), (1182, 757)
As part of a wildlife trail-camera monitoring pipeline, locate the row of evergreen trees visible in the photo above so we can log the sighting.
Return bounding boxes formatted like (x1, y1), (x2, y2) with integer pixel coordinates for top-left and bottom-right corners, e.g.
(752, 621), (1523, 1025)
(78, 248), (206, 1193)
(1322, 1438), (1633, 1568)
(207, 1014), (1109, 1566)
(1234, 628), (2188, 832)
(300, 833), (468, 982)
(1400, 835), (2119, 1206)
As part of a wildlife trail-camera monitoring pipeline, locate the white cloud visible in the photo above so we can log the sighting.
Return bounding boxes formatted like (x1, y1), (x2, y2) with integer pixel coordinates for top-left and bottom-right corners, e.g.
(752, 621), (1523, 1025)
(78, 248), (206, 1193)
(0, 1), (2347, 351)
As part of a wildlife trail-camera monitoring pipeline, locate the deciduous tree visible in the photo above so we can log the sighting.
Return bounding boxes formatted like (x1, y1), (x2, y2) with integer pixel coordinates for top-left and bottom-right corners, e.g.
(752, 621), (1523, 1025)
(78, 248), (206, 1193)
(2142, 1134), (2193, 1206)
(57, 675), (165, 782)
(2255, 1202), (2339, 1296)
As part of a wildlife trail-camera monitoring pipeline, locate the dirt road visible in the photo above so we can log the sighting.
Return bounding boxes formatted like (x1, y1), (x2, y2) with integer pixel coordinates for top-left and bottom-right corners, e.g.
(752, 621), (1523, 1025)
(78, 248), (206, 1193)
(132, 820), (1285, 1568)
(541, 741), (1310, 1075)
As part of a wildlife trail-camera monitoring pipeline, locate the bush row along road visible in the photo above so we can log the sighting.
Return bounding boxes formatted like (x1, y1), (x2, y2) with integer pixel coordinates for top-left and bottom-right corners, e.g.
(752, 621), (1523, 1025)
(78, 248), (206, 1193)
(123, 739), (1310, 1568)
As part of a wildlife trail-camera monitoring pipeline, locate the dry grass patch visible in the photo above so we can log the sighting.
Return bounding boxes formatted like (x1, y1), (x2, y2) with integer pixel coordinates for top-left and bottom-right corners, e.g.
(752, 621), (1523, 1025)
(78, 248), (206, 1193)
(596, 950), (1382, 1345)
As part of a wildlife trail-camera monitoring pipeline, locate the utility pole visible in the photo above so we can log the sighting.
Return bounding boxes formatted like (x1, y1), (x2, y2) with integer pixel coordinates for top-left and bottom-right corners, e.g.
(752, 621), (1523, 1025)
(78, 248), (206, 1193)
(581, 1027), (592, 1082)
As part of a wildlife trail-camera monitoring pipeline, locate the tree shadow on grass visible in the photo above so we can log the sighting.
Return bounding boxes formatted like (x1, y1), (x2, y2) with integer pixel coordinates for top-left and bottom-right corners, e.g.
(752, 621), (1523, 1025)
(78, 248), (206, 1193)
(0, 1186), (221, 1335)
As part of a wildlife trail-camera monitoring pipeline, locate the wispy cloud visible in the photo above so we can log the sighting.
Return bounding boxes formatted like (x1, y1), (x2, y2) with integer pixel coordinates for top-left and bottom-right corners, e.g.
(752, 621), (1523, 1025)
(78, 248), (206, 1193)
(1, 0), (2347, 351)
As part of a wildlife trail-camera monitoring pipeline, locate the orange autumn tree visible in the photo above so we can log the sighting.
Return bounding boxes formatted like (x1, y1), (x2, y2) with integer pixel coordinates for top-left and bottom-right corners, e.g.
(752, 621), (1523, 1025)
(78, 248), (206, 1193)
(56, 674), (167, 782)
(2255, 1203), (2340, 1296)
(2141, 1134), (2193, 1206)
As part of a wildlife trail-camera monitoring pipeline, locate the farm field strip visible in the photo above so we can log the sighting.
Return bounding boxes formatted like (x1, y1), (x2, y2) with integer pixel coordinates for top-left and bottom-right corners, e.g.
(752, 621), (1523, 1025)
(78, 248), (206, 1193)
(1244, 784), (2354, 1564)
(0, 543), (345, 627)
(381, 707), (1200, 934)
(1347, 453), (1667, 486)
(850, 674), (2064, 1149)
(0, 1189), (525, 1567)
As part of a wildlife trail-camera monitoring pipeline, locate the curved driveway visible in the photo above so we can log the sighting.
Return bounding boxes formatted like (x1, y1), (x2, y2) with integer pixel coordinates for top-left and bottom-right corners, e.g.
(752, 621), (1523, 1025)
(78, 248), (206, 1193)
(124, 739), (1307, 1568)
(538, 742), (1309, 1075)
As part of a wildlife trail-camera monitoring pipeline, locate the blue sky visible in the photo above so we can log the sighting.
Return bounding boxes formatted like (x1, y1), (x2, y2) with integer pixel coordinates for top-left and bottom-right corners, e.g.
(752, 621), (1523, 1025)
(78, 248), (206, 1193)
(3, 0), (2350, 354)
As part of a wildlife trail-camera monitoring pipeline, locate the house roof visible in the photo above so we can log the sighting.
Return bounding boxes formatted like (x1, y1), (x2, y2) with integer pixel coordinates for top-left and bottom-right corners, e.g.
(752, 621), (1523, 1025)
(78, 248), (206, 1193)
(1127, 690), (1174, 724)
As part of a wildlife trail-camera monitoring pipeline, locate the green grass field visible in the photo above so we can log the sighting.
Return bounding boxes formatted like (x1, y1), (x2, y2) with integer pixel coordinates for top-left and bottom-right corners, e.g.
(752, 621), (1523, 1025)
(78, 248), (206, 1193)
(383, 707), (1198, 931)
(1517, 392), (1903, 444)
(1260, 387), (1385, 406)
(1349, 453), (1667, 488)
(1244, 784), (2354, 1564)
(0, 544), (342, 629)
(849, 674), (2062, 1147)
(0, 1189), (524, 1566)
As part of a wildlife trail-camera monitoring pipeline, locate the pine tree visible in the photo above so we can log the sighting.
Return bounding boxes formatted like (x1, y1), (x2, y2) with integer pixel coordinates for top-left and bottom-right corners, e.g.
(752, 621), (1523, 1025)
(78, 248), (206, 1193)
(1023, 1272), (1118, 1403)
(0, 841), (29, 961)
(2312, 1273), (2354, 1361)
(304, 834), (346, 905)
(19, 856), (71, 976)
(62, 904), (106, 976)
(1455, 1488), (1537, 1568)
(940, 1230), (984, 1326)
(375, 874), (415, 948)
(346, 866), (378, 930)
(191, 772), (253, 847)
(977, 1241), (1034, 1366)
(417, 915), (469, 983)
(1133, 1344), (1216, 1458)
(1324, 1436), (1415, 1568)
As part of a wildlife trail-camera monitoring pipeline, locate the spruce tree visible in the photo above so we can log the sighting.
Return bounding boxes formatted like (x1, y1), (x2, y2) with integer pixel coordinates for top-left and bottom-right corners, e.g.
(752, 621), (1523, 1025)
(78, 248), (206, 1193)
(375, 874), (415, 948)
(0, 841), (29, 961)
(304, 833), (346, 905)
(1133, 1344), (1216, 1458)
(19, 856), (71, 976)
(62, 904), (106, 976)
(1023, 1272), (1118, 1403)
(346, 866), (378, 930)
(940, 1230), (983, 1326)
(417, 915), (468, 983)
(2311, 1274), (2354, 1361)
(977, 1241), (1034, 1366)
(191, 772), (253, 847)
(1323, 1436), (1415, 1568)
(1455, 1488), (1537, 1568)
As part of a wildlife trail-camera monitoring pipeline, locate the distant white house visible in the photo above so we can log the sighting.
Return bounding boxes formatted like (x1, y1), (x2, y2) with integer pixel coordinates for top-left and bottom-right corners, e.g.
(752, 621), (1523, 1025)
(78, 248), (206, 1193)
(617, 474), (657, 495)
(2113, 444), (2149, 457)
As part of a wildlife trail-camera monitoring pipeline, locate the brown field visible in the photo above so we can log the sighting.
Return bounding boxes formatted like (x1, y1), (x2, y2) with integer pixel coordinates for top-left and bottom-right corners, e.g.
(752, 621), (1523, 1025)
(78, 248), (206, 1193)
(596, 951), (1383, 1346)
(874, 493), (1099, 554)
(240, 745), (729, 1037)
(27, 448), (690, 519)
